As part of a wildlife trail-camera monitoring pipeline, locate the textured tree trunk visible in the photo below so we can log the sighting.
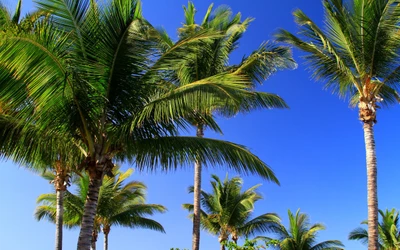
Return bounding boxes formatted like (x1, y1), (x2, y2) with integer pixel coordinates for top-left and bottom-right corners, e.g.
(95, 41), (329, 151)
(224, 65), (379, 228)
(90, 230), (97, 250)
(55, 189), (64, 250)
(54, 160), (69, 250)
(103, 225), (110, 250)
(90, 240), (96, 250)
(103, 232), (108, 250)
(192, 125), (204, 250)
(364, 122), (379, 250)
(77, 177), (102, 250)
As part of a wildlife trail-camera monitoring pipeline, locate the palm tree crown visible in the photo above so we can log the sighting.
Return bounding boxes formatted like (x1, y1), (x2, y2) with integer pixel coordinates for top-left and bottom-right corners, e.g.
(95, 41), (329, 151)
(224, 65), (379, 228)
(265, 209), (344, 250)
(183, 174), (279, 250)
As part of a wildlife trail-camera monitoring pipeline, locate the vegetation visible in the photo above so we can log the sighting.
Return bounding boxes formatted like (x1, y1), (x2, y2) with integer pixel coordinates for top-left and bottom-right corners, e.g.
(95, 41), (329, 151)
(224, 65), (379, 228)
(349, 209), (400, 249)
(276, 0), (400, 248)
(183, 175), (279, 250)
(260, 209), (344, 250)
(174, 3), (295, 249)
(36, 168), (166, 250)
(1, 0), (400, 249)
(0, 0), (288, 249)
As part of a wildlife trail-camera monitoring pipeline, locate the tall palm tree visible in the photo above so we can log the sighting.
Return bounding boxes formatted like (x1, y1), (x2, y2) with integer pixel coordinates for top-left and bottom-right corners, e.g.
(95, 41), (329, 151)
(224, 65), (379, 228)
(349, 208), (400, 249)
(263, 209), (344, 250)
(36, 168), (166, 250)
(173, 3), (296, 249)
(0, 1), (288, 249)
(183, 174), (280, 250)
(276, 1), (400, 248)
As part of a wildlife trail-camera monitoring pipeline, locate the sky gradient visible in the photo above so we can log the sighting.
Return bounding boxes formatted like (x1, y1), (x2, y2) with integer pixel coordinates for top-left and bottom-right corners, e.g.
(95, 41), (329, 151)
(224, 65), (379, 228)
(1, 0), (400, 249)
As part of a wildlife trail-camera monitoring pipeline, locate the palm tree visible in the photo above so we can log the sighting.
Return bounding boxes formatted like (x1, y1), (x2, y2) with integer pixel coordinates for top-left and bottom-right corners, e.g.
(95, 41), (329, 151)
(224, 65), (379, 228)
(173, 3), (296, 249)
(276, 1), (400, 248)
(183, 174), (280, 250)
(0, 93), (84, 250)
(0, 0), (21, 29)
(39, 161), (78, 250)
(262, 209), (344, 250)
(36, 168), (166, 250)
(349, 209), (400, 249)
(0, 1), (289, 249)
(0, 0), (46, 33)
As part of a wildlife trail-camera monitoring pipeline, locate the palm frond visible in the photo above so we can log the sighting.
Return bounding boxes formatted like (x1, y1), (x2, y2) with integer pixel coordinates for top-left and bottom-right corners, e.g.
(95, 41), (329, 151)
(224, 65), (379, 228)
(127, 136), (278, 184)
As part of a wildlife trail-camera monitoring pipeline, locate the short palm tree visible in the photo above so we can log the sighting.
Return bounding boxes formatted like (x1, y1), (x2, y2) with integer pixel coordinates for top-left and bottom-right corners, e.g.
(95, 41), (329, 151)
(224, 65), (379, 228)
(0, 1), (287, 249)
(349, 208), (400, 249)
(173, 3), (296, 249)
(36, 168), (166, 250)
(276, 1), (400, 248)
(39, 160), (80, 250)
(262, 209), (344, 250)
(183, 174), (280, 250)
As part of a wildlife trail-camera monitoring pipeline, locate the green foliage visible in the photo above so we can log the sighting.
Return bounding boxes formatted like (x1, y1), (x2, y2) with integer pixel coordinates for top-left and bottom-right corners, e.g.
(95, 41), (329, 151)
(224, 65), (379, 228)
(183, 174), (279, 243)
(0, 0), (287, 183)
(222, 238), (281, 250)
(35, 167), (166, 233)
(349, 208), (400, 249)
(224, 239), (264, 250)
(276, 0), (400, 107)
(0, 1), (291, 246)
(265, 209), (344, 250)
(171, 1), (296, 123)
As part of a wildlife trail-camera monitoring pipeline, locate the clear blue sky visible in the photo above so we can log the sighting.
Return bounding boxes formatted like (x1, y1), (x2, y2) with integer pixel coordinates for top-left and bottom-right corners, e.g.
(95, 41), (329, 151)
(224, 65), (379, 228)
(1, 0), (400, 249)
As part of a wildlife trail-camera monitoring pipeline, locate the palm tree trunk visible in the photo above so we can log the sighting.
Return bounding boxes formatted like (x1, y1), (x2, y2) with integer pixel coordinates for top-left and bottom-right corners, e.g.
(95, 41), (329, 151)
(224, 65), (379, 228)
(90, 230), (97, 250)
(55, 189), (64, 250)
(233, 237), (237, 245)
(103, 225), (110, 250)
(77, 177), (102, 250)
(54, 160), (68, 250)
(192, 125), (204, 250)
(219, 238), (226, 250)
(363, 122), (379, 250)
(103, 232), (108, 250)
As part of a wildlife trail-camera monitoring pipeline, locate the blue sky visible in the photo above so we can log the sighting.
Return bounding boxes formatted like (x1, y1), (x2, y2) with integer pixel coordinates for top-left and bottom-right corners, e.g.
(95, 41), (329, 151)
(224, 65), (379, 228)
(1, 0), (400, 249)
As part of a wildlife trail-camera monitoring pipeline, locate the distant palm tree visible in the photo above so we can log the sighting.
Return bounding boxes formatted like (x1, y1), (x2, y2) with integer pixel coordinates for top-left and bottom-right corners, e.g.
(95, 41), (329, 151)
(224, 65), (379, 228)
(349, 209), (400, 250)
(259, 209), (343, 250)
(35, 168), (166, 250)
(183, 174), (279, 250)
(276, 1), (400, 248)
(174, 3), (296, 249)
(39, 161), (76, 250)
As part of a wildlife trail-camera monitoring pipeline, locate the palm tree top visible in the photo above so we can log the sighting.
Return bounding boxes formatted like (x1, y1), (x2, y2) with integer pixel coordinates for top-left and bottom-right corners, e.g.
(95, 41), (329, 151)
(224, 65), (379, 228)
(276, 0), (400, 109)
(36, 167), (167, 232)
(267, 209), (344, 250)
(184, 174), (280, 240)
